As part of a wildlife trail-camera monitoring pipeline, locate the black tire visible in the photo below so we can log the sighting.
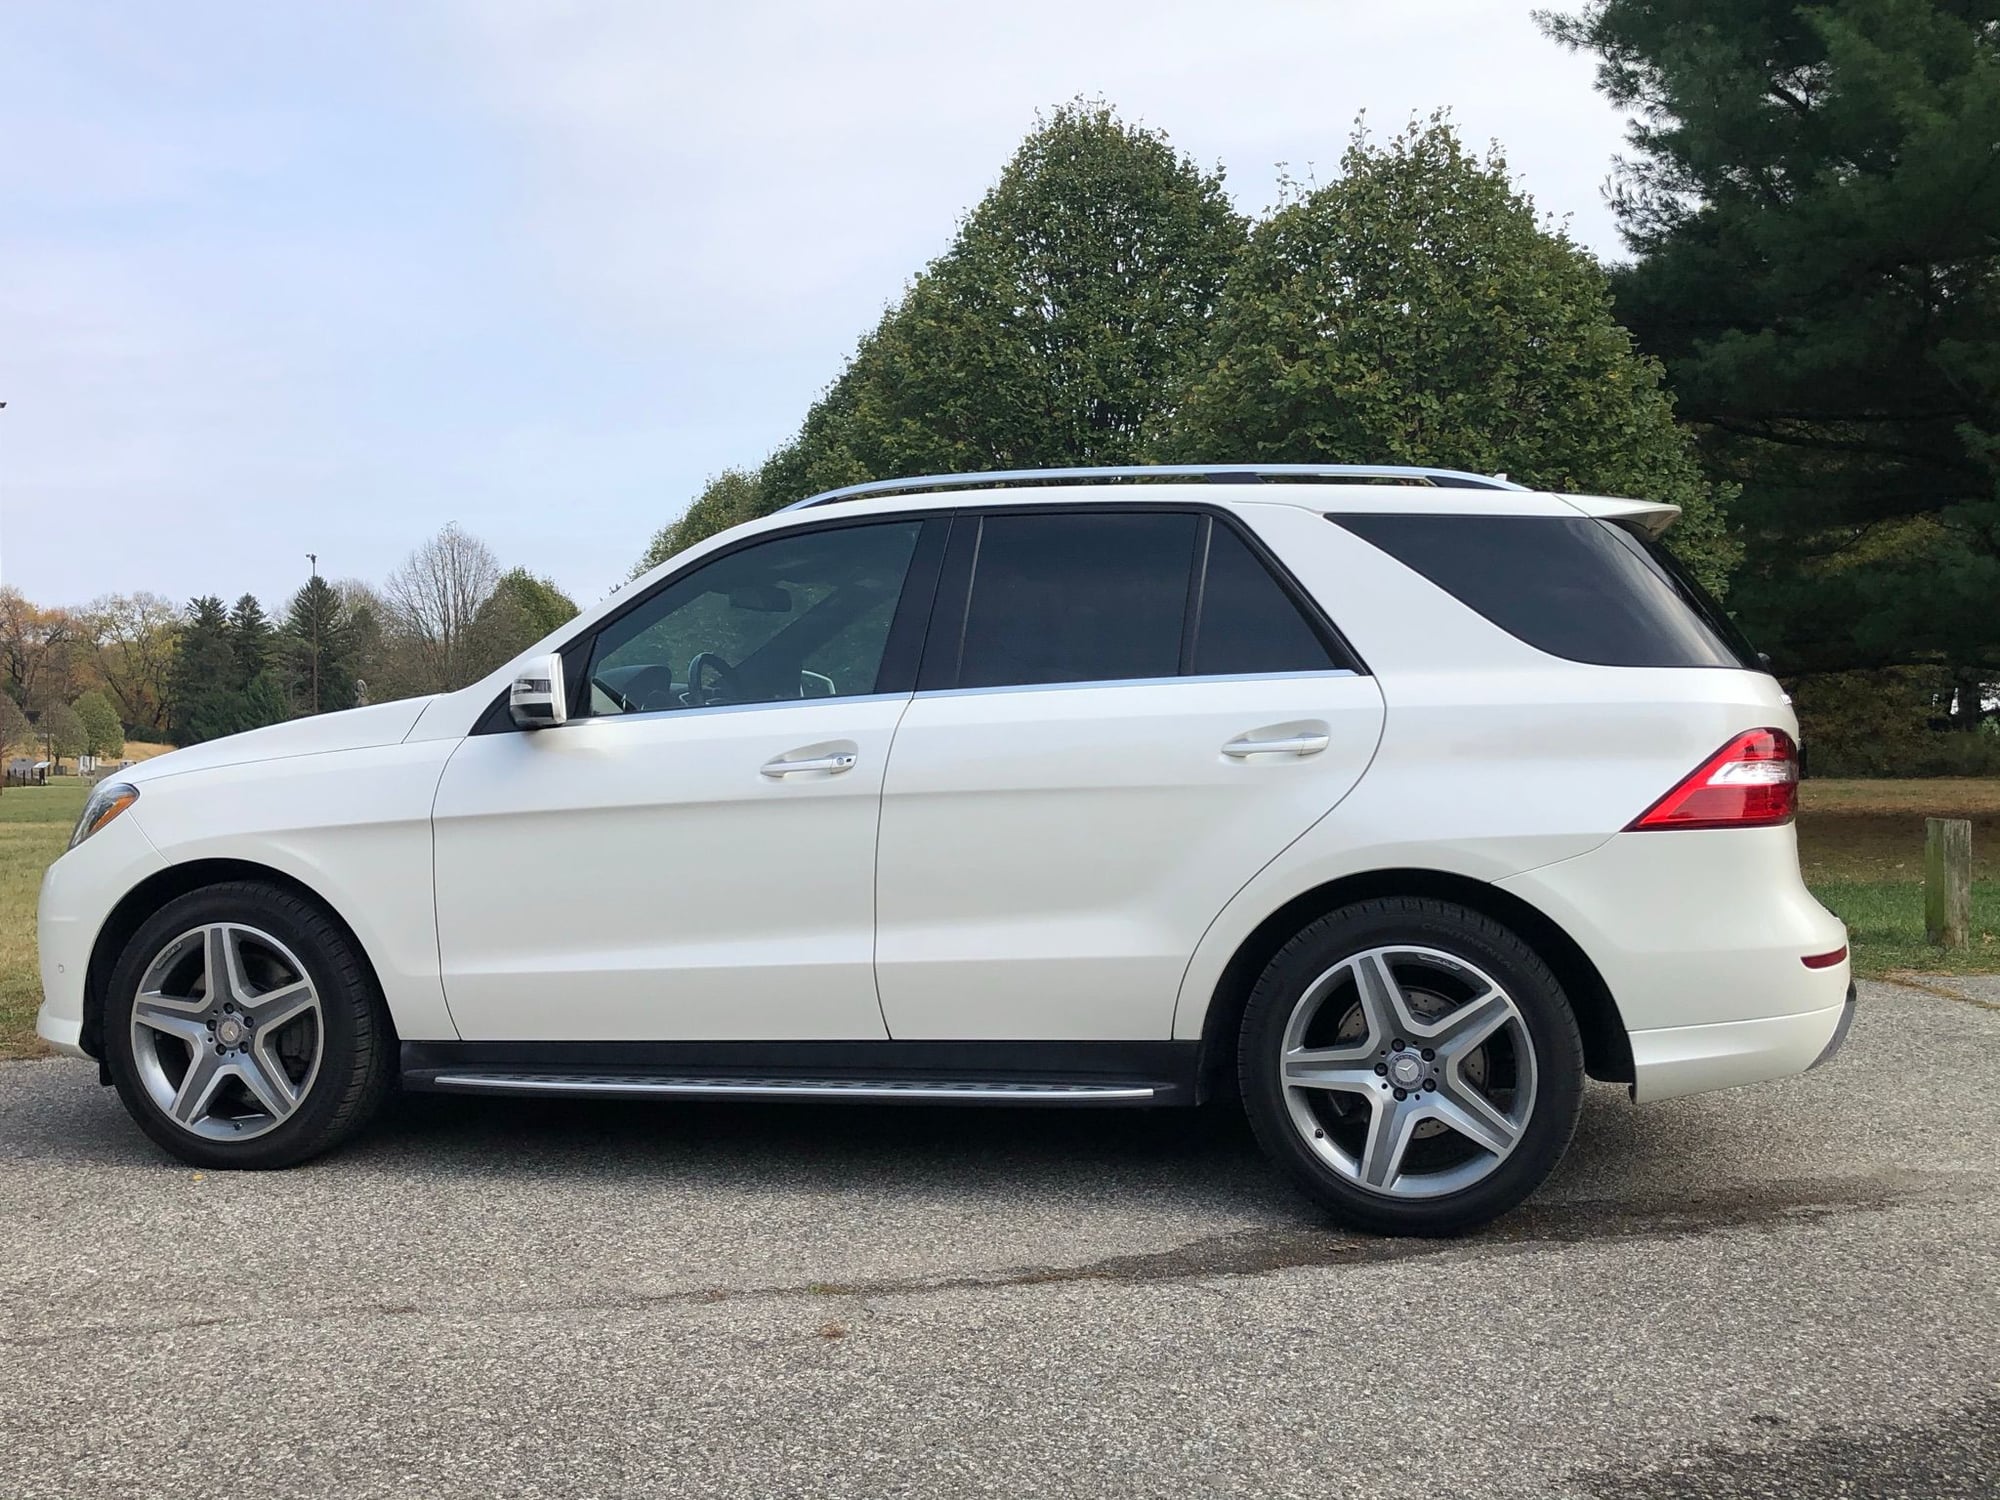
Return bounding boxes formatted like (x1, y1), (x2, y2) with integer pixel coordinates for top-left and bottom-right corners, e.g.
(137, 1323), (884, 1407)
(1237, 897), (1584, 1235)
(104, 881), (395, 1169)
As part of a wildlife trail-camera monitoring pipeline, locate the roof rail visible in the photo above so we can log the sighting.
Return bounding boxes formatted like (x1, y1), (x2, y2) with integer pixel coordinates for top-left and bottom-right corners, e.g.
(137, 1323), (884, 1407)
(785, 463), (1527, 510)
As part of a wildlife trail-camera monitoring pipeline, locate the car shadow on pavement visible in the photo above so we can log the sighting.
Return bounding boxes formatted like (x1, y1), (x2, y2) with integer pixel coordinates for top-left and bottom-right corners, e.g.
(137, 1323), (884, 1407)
(4, 1060), (1908, 1245)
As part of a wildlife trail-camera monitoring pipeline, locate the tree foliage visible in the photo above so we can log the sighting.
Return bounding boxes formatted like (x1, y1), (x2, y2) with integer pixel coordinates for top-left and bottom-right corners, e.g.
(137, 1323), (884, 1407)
(166, 595), (289, 745)
(228, 594), (276, 688)
(1543, 0), (2000, 692)
(0, 587), (80, 715)
(464, 567), (580, 679)
(86, 592), (178, 736)
(383, 522), (503, 692)
(0, 694), (30, 786)
(73, 690), (124, 758)
(636, 469), (765, 575)
(1170, 117), (1736, 590)
(283, 575), (370, 715)
(38, 700), (85, 763)
(645, 101), (1249, 561)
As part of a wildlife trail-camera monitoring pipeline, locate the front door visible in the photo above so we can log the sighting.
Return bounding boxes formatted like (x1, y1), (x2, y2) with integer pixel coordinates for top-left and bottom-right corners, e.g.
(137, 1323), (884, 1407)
(432, 516), (940, 1042)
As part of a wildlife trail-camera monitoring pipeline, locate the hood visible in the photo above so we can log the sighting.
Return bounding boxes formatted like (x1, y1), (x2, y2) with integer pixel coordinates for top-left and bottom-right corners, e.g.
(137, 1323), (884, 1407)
(123, 697), (439, 784)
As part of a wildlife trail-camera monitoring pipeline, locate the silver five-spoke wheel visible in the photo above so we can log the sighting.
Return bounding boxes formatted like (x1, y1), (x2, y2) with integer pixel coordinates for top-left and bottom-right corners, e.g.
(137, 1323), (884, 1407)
(1278, 945), (1537, 1200)
(129, 923), (324, 1141)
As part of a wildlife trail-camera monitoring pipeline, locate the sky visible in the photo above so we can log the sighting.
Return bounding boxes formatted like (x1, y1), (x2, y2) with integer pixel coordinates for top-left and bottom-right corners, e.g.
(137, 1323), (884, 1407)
(0, 1), (1633, 612)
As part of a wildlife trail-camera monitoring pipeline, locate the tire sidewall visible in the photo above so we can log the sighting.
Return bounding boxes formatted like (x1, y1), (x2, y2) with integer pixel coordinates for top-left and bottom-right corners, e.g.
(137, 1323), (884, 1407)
(104, 885), (377, 1169)
(1238, 899), (1585, 1235)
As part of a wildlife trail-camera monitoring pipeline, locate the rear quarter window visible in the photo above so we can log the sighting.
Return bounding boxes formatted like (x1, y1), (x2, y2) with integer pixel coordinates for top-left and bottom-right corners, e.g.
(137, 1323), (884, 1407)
(1331, 513), (1760, 670)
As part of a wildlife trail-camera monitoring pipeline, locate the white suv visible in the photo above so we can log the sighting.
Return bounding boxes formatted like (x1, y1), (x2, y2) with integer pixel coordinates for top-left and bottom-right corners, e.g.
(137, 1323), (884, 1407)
(39, 465), (1854, 1234)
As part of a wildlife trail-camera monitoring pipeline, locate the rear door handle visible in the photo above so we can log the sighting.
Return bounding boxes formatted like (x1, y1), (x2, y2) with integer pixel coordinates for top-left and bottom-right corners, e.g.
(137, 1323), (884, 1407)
(1222, 732), (1330, 758)
(761, 752), (857, 778)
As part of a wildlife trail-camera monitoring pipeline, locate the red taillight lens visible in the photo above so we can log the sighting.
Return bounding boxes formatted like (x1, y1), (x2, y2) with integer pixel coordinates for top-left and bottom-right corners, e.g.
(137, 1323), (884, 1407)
(1627, 728), (1799, 832)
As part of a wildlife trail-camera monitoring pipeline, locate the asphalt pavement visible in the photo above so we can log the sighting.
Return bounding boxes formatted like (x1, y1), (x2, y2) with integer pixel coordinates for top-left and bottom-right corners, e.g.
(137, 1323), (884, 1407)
(2, 977), (1995, 1499)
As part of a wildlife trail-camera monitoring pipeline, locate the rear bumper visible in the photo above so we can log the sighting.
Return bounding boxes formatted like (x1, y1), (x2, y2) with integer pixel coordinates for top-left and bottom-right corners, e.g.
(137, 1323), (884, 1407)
(1498, 825), (1851, 1103)
(1627, 984), (1854, 1103)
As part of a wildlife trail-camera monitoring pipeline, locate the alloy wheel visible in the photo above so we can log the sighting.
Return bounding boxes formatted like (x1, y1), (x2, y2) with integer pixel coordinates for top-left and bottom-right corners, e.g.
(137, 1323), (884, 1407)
(128, 923), (325, 1141)
(1277, 945), (1538, 1200)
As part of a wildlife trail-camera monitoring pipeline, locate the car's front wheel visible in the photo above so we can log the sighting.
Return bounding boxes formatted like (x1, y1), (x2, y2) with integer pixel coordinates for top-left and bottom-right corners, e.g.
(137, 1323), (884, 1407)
(1238, 897), (1584, 1235)
(104, 881), (394, 1169)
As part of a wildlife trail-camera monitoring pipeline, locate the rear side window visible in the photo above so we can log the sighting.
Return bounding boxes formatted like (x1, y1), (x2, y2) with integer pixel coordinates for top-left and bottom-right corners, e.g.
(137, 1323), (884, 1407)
(957, 512), (1197, 688)
(1192, 523), (1340, 676)
(1332, 513), (1759, 669)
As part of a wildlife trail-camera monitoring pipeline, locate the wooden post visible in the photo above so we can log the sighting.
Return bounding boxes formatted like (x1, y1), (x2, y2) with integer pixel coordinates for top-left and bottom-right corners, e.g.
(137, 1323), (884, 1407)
(1924, 817), (1972, 950)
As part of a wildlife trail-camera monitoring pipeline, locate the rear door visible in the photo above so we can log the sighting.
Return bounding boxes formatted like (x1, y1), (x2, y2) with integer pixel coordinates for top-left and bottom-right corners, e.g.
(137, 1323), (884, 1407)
(873, 506), (1385, 1040)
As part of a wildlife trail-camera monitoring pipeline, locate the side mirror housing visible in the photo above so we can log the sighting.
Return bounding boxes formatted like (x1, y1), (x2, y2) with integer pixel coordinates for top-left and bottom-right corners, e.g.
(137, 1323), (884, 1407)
(509, 653), (568, 729)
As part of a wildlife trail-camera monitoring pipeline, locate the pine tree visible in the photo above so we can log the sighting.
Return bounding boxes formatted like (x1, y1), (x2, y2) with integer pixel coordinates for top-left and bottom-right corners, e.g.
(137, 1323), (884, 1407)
(167, 596), (234, 746)
(1544, 0), (2000, 689)
(284, 575), (365, 714)
(228, 594), (274, 689)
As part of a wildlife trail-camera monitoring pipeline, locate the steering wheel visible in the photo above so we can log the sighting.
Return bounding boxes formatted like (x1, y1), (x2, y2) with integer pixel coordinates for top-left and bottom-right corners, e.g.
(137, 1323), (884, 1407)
(684, 651), (742, 708)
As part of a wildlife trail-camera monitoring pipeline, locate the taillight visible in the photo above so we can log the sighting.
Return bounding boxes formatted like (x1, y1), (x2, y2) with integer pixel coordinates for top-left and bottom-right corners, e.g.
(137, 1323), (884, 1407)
(1627, 728), (1799, 831)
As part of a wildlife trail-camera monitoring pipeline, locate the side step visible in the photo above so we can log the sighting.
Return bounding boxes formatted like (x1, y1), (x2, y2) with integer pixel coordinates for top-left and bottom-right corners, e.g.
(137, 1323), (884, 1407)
(424, 1073), (1161, 1104)
(399, 1039), (1202, 1108)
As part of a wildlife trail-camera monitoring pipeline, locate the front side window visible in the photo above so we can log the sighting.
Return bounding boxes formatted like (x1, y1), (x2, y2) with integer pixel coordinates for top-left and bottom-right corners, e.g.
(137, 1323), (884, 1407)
(583, 520), (922, 716)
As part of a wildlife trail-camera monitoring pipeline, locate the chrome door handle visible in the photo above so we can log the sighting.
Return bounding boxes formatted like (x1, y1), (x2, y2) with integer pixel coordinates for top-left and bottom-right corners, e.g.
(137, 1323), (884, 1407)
(1221, 733), (1330, 758)
(760, 752), (857, 777)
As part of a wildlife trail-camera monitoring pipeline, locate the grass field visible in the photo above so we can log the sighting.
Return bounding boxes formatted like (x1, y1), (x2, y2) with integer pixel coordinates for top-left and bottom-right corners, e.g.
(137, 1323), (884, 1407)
(1, 780), (88, 1059)
(1, 775), (1993, 1058)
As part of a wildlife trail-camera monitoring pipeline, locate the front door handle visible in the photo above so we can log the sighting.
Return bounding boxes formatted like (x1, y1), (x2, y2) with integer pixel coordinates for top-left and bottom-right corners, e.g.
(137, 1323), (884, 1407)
(761, 752), (857, 778)
(1222, 732), (1330, 758)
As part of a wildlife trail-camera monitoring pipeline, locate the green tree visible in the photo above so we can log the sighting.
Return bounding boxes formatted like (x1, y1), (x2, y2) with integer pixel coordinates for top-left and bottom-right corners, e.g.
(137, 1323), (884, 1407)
(228, 594), (274, 689)
(284, 574), (368, 714)
(39, 700), (85, 768)
(643, 100), (1249, 564)
(1171, 116), (1736, 591)
(73, 690), (124, 759)
(1543, 0), (2000, 698)
(636, 469), (764, 574)
(167, 596), (234, 746)
(464, 567), (581, 679)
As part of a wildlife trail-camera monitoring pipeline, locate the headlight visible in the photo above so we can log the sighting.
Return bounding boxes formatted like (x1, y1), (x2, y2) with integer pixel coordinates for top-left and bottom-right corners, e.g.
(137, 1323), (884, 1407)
(70, 781), (140, 850)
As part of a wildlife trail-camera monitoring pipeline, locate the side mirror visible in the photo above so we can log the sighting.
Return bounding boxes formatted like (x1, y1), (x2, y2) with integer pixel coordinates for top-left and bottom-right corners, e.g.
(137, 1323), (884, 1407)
(509, 653), (568, 729)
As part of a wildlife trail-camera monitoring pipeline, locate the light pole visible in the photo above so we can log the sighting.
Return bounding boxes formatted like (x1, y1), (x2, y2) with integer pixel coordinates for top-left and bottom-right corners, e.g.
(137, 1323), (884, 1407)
(305, 553), (320, 714)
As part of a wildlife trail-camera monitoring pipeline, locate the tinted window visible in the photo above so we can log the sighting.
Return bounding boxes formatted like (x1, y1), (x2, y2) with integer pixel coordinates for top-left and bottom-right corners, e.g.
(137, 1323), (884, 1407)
(585, 521), (921, 715)
(1192, 523), (1339, 676)
(1609, 521), (1764, 670)
(1334, 513), (1750, 669)
(956, 512), (1197, 688)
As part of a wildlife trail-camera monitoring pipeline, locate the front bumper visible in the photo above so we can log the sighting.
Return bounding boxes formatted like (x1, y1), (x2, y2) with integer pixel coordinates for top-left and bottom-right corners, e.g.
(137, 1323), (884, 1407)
(35, 812), (168, 1059)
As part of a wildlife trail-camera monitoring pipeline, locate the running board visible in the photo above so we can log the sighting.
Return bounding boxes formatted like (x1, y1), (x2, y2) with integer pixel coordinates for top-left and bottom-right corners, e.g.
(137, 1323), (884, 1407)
(424, 1073), (1160, 1103)
(399, 1039), (1202, 1108)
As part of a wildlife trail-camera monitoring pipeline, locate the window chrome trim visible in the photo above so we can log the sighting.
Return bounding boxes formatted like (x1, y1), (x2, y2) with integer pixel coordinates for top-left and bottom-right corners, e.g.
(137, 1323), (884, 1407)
(554, 690), (913, 730)
(912, 668), (1360, 703)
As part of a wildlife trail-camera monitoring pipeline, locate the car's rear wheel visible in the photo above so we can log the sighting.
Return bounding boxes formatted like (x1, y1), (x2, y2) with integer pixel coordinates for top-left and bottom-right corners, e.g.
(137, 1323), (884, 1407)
(1238, 897), (1584, 1235)
(104, 882), (394, 1169)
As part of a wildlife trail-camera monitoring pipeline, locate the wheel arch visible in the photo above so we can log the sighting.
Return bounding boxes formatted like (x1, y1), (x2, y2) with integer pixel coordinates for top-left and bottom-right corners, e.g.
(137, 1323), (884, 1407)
(80, 859), (394, 1070)
(1194, 868), (1633, 1103)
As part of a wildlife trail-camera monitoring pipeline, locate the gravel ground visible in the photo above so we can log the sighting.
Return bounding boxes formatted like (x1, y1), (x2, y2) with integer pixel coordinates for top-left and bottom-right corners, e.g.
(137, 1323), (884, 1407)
(1, 978), (1994, 1499)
